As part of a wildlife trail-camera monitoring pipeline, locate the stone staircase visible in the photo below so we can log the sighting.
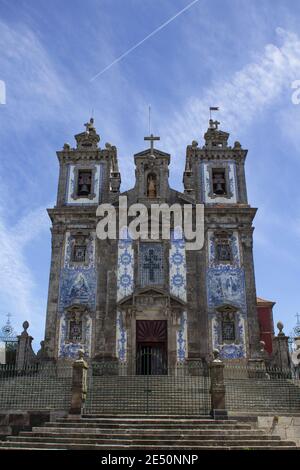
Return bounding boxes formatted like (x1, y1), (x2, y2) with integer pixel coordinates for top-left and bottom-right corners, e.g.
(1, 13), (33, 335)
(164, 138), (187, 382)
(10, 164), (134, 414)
(0, 415), (297, 450)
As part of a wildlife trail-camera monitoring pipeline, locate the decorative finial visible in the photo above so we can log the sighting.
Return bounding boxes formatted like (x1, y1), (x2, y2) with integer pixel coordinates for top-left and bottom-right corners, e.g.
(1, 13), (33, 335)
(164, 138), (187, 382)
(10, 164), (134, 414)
(212, 348), (221, 362)
(84, 118), (95, 133)
(22, 321), (29, 332)
(277, 321), (285, 336)
(259, 340), (266, 352)
(191, 140), (198, 148)
(209, 119), (220, 130)
(77, 348), (85, 360)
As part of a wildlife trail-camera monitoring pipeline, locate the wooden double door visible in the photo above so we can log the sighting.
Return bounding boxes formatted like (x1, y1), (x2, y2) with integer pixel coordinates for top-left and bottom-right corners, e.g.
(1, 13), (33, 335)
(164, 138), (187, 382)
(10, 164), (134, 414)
(136, 320), (167, 375)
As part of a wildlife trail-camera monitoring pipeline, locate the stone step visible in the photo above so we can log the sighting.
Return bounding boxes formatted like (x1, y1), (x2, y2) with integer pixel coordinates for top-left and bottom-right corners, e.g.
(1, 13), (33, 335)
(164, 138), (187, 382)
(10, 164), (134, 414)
(0, 441), (297, 450)
(81, 414), (211, 419)
(0, 411), (296, 450)
(38, 422), (252, 430)
(19, 430), (269, 438)
(8, 434), (282, 443)
(57, 417), (235, 424)
(30, 427), (255, 437)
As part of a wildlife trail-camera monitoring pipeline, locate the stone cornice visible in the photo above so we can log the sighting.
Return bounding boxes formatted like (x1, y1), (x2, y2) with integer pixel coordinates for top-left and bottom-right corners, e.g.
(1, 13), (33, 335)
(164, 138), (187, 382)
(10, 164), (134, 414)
(205, 206), (257, 225)
(47, 207), (97, 224)
(193, 148), (248, 163)
(56, 148), (114, 164)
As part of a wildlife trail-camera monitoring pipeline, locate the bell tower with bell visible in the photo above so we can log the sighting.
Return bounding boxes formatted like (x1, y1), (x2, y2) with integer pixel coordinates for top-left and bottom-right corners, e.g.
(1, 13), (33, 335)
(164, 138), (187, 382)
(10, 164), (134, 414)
(44, 119), (121, 359)
(182, 115), (262, 361)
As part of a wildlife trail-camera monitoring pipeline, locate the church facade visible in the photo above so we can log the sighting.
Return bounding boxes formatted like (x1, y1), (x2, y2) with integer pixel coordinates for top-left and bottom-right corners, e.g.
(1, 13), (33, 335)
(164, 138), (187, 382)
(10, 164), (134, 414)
(43, 118), (263, 370)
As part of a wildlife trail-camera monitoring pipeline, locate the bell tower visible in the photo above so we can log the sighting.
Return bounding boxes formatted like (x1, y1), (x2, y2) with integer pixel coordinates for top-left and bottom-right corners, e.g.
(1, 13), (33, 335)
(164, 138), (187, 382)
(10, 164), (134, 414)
(44, 119), (121, 359)
(183, 118), (262, 360)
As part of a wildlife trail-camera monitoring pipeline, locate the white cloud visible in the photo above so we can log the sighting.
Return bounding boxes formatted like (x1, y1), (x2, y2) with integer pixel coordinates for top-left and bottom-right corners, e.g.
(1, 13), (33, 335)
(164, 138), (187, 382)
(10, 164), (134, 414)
(0, 206), (49, 334)
(0, 21), (68, 122)
(160, 28), (300, 155)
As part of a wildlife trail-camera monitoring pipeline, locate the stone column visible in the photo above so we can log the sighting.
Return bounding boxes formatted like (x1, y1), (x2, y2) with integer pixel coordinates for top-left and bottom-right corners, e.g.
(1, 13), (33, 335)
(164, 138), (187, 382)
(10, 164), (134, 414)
(16, 321), (37, 370)
(209, 349), (227, 419)
(69, 350), (89, 415)
(44, 223), (65, 358)
(272, 321), (291, 370)
(241, 228), (262, 359)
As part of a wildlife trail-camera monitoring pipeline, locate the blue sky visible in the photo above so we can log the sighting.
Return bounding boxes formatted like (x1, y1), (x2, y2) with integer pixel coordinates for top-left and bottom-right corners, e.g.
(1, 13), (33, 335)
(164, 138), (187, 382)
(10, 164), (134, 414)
(0, 0), (299, 348)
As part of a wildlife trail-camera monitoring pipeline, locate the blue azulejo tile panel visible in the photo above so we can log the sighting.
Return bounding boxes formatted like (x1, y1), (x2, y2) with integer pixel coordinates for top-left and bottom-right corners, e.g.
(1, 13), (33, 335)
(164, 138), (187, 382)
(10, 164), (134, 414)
(116, 311), (127, 362)
(169, 228), (187, 302)
(64, 232), (95, 269)
(208, 231), (241, 267)
(211, 314), (246, 359)
(176, 312), (187, 362)
(117, 228), (134, 301)
(58, 269), (97, 313)
(58, 314), (92, 359)
(207, 266), (246, 311)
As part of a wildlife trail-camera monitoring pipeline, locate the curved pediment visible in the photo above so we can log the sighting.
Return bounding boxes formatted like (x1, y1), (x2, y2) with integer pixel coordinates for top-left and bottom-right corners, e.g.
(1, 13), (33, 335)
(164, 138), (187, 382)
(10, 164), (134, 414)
(215, 303), (239, 313)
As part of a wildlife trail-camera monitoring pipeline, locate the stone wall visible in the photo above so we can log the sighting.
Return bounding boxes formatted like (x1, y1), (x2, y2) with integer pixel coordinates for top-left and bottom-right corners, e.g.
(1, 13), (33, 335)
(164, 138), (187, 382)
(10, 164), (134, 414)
(257, 415), (300, 446)
(0, 410), (68, 439)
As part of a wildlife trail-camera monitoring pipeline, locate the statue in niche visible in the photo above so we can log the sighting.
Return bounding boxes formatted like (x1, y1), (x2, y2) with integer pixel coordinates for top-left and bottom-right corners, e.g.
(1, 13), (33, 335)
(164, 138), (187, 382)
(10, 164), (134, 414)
(147, 173), (157, 198)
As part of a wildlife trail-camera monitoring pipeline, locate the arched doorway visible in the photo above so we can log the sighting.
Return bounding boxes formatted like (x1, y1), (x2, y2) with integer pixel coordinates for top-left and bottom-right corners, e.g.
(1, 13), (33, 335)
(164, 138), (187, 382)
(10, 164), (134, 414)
(136, 320), (167, 375)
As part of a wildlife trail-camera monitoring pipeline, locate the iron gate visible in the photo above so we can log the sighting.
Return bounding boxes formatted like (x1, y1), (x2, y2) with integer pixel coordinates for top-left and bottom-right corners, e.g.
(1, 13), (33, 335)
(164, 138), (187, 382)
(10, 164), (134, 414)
(84, 359), (210, 415)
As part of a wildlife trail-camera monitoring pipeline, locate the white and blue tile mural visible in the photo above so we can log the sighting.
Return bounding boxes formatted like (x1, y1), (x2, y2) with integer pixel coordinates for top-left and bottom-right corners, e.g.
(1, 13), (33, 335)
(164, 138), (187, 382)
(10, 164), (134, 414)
(207, 266), (246, 311)
(177, 311), (187, 362)
(208, 231), (241, 268)
(65, 163), (104, 205)
(58, 314), (92, 359)
(116, 311), (127, 362)
(58, 232), (96, 358)
(211, 314), (246, 359)
(169, 227), (187, 302)
(207, 231), (247, 359)
(117, 227), (134, 301)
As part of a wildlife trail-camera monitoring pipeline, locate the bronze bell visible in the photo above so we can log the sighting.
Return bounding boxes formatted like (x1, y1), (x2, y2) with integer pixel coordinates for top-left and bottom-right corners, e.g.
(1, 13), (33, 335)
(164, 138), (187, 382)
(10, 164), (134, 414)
(214, 173), (225, 195)
(215, 181), (224, 194)
(79, 183), (90, 195)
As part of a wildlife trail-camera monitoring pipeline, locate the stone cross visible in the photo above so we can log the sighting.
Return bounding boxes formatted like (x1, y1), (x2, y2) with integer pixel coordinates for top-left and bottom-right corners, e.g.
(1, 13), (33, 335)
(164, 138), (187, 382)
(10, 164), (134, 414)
(144, 134), (160, 154)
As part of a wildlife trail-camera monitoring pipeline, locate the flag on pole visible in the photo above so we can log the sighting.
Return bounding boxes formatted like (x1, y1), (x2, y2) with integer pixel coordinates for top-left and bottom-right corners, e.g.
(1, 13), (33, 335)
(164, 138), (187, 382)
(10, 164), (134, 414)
(209, 107), (219, 111)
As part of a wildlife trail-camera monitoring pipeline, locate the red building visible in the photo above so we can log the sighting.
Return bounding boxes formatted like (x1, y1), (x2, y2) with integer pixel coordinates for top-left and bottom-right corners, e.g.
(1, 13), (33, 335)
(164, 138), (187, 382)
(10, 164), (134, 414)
(257, 297), (275, 354)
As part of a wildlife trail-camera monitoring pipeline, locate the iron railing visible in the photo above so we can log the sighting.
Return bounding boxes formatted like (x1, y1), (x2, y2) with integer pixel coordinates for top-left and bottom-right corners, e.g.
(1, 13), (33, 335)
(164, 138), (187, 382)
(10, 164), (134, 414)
(224, 364), (300, 413)
(83, 359), (211, 415)
(0, 363), (72, 410)
(1, 360), (300, 415)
